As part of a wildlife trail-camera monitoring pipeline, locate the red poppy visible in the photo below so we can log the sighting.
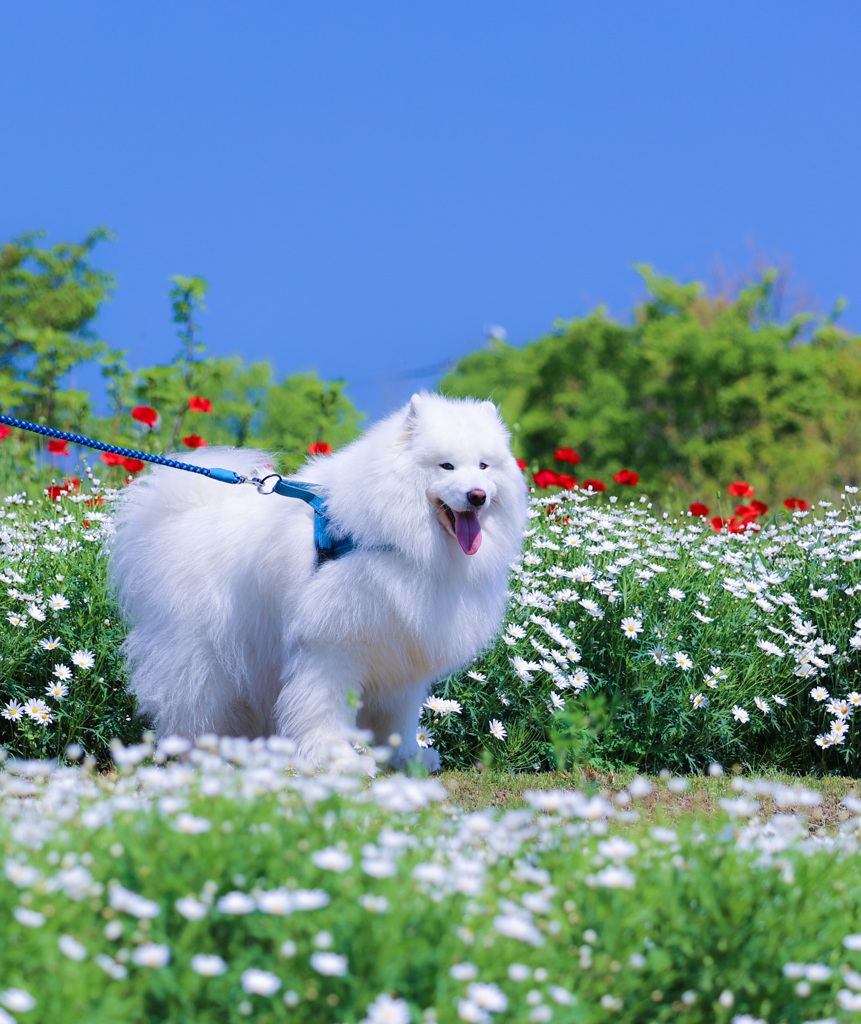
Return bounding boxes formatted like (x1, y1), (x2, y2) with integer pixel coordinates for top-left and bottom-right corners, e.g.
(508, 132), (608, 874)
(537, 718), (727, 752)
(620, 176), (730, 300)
(47, 438), (70, 456)
(533, 469), (560, 489)
(183, 435), (208, 449)
(45, 478), (80, 500)
(0, 425), (10, 441)
(554, 447), (580, 465)
(556, 473), (577, 489)
(516, 458), (527, 472)
(728, 481), (754, 498)
(131, 405), (160, 429)
(122, 458), (145, 473)
(582, 479), (606, 492)
(188, 396), (212, 413)
(612, 470), (639, 486)
(784, 497), (809, 511)
(99, 452), (126, 466)
(308, 442), (332, 455)
(749, 499), (769, 516)
(711, 516), (727, 532)
(728, 517), (760, 534)
(689, 503), (710, 517)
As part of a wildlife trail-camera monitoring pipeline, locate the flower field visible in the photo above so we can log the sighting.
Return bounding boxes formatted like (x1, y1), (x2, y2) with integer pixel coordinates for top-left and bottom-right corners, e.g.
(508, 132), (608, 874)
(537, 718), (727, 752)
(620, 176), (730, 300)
(2, 474), (861, 1020)
(3, 737), (861, 1023)
(2, 468), (861, 777)
(430, 486), (861, 776)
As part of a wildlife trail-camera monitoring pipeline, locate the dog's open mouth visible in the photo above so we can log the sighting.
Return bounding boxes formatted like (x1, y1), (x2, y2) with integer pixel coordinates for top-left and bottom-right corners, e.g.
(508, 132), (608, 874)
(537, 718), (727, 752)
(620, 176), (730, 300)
(437, 502), (482, 555)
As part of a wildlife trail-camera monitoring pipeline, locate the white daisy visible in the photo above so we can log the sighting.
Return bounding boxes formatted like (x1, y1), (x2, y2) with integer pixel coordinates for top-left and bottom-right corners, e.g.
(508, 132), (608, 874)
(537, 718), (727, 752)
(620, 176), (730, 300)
(570, 668), (589, 689)
(620, 616), (644, 639)
(45, 682), (69, 700)
(756, 639), (785, 658)
(2, 699), (24, 721)
(579, 598), (604, 619)
(39, 637), (62, 651)
(23, 699), (53, 725)
(548, 691), (566, 712)
(488, 719), (507, 741)
(48, 594), (71, 611)
(648, 646), (669, 666)
(53, 664), (73, 681)
(71, 650), (95, 670)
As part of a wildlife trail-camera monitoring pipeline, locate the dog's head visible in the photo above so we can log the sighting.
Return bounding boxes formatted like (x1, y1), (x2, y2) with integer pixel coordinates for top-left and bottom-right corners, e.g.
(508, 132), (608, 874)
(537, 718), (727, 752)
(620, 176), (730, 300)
(307, 392), (528, 569)
(401, 392), (525, 558)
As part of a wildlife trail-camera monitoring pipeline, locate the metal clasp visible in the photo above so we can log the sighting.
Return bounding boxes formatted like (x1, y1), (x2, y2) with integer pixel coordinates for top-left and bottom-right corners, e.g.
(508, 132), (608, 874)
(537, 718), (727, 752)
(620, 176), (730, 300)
(254, 473), (283, 495)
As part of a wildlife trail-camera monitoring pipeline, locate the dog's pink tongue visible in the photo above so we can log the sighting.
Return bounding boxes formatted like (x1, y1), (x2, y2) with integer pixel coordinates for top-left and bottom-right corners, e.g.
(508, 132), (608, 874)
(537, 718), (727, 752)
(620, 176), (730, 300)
(453, 509), (482, 555)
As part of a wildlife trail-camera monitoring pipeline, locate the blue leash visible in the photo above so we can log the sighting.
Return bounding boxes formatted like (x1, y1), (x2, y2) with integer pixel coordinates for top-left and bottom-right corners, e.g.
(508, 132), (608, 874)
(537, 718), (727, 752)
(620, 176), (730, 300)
(0, 412), (354, 563)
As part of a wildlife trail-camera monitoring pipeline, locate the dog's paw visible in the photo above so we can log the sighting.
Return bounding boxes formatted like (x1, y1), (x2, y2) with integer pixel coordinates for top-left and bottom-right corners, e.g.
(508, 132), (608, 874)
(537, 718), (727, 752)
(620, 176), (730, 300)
(414, 746), (441, 772)
(325, 746), (378, 778)
(389, 745), (441, 773)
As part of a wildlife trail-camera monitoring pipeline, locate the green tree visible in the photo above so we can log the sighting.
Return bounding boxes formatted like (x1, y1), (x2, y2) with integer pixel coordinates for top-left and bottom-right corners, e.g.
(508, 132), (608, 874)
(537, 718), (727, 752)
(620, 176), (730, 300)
(441, 267), (861, 505)
(0, 228), (365, 483)
(260, 373), (362, 469)
(0, 228), (114, 430)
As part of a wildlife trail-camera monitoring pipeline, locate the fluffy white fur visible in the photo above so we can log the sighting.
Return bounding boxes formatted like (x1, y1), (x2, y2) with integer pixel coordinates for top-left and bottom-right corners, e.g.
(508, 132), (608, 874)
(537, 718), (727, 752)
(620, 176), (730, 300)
(108, 392), (528, 773)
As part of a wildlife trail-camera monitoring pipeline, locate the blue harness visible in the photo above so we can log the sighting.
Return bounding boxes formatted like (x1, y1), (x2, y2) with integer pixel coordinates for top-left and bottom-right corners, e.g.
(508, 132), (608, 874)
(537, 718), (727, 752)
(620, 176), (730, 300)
(257, 475), (355, 563)
(0, 413), (354, 566)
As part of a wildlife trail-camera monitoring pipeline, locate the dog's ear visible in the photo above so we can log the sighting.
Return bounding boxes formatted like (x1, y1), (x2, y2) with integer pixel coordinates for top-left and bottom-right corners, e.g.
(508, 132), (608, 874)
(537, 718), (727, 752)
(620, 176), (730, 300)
(398, 393), (423, 444)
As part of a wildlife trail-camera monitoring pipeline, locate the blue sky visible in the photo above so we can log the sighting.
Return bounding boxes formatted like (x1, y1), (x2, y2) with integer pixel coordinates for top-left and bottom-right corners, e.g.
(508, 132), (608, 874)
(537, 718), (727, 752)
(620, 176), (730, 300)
(2, 3), (859, 419)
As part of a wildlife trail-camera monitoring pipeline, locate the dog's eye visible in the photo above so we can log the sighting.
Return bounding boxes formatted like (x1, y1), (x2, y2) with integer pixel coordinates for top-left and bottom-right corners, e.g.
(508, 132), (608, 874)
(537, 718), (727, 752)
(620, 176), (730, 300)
(479, 462), (488, 470)
(439, 463), (455, 471)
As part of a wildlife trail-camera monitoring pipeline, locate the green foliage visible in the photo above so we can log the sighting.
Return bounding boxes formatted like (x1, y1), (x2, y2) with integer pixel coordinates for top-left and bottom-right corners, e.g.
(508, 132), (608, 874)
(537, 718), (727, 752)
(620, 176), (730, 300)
(260, 374), (363, 471)
(0, 229), (363, 471)
(441, 267), (861, 506)
(0, 228), (113, 433)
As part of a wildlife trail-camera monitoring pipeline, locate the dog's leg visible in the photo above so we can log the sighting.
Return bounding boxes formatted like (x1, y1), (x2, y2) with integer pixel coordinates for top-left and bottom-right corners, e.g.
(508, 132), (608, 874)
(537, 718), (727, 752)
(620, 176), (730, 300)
(358, 683), (442, 772)
(275, 647), (377, 775)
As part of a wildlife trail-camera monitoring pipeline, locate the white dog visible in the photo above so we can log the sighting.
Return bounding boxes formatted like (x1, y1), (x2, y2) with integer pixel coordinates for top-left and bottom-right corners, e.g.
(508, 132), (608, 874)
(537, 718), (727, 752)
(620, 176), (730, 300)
(108, 392), (528, 773)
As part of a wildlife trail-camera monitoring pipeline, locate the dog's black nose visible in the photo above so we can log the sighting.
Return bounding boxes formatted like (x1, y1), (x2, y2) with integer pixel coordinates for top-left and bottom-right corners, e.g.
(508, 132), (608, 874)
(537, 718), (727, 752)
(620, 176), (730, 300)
(467, 489), (486, 508)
